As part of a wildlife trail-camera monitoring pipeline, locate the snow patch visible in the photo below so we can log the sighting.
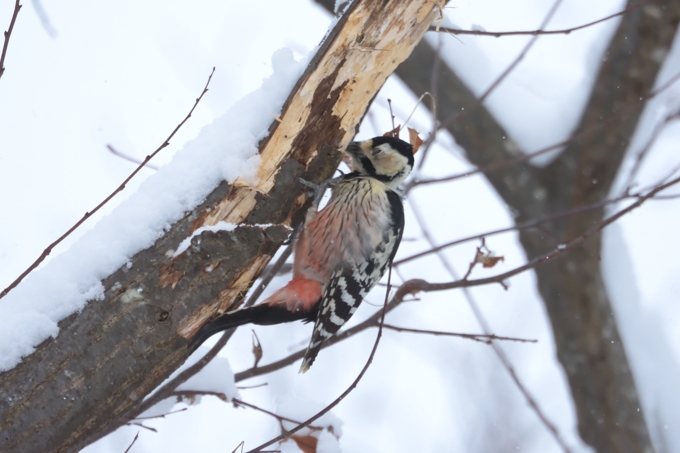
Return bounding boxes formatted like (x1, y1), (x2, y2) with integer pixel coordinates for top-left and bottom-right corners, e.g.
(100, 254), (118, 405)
(173, 221), (238, 257)
(275, 394), (343, 452)
(173, 221), (291, 257)
(139, 349), (239, 419)
(0, 48), (305, 373)
(275, 394), (343, 436)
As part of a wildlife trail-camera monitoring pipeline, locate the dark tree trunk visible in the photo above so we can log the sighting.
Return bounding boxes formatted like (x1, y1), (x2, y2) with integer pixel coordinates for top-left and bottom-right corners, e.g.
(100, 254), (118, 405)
(313, 0), (680, 451)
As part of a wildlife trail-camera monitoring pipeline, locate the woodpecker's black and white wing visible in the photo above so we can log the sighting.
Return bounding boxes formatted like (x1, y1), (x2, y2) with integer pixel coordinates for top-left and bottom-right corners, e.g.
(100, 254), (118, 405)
(299, 190), (405, 373)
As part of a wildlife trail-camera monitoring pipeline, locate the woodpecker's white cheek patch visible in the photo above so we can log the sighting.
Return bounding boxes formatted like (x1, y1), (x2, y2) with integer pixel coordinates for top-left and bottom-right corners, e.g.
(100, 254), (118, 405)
(373, 148), (409, 176)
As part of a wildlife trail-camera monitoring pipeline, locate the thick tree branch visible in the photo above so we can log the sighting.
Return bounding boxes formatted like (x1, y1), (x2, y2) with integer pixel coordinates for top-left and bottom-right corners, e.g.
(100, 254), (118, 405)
(0, 2), (444, 452)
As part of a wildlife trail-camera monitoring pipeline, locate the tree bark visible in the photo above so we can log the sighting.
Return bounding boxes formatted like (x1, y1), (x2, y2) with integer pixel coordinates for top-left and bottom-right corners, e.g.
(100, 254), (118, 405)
(314, 0), (680, 451)
(0, 1), (444, 452)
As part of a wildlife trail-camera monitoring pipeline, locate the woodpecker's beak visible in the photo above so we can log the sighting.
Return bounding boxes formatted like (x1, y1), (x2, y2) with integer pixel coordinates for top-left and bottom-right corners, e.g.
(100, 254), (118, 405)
(343, 141), (362, 168)
(345, 141), (361, 157)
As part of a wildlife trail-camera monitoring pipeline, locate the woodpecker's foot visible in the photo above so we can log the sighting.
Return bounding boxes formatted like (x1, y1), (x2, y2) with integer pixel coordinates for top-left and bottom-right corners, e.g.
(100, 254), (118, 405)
(296, 175), (343, 207)
(295, 176), (320, 191)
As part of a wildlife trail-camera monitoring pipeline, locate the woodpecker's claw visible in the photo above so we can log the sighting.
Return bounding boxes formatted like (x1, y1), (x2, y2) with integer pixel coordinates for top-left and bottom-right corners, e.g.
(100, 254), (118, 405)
(295, 176), (320, 190)
(296, 175), (343, 207)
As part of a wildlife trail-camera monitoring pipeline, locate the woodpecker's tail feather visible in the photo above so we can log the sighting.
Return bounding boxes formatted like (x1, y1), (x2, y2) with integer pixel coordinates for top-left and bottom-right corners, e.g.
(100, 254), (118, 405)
(189, 304), (315, 350)
(299, 341), (323, 373)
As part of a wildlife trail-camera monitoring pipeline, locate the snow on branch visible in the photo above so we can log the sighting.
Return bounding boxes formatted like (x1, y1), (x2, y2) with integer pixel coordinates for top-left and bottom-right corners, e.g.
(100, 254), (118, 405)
(0, 1), (447, 452)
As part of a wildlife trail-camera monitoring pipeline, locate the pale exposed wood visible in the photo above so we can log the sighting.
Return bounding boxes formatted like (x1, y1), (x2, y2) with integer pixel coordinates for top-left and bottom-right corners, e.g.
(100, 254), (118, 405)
(181, 0), (444, 335)
(0, 2), (445, 453)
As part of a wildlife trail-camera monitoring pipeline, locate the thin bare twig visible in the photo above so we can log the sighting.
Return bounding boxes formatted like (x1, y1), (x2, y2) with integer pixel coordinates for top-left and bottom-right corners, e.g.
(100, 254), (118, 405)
(382, 324), (537, 344)
(237, 382), (269, 390)
(107, 144), (159, 170)
(431, 1), (649, 37)
(127, 422), (156, 433)
(0, 0), (21, 79)
(232, 398), (324, 430)
(388, 98), (397, 131)
(624, 109), (680, 191)
(413, 36), (443, 171)
(0, 67), (216, 300)
(409, 198), (572, 452)
(172, 390), (228, 401)
(123, 431), (139, 453)
(463, 0), (564, 119)
(246, 267), (394, 453)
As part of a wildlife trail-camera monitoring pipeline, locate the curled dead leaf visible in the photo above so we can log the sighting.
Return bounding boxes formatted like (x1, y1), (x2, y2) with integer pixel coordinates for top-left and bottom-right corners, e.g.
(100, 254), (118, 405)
(480, 255), (505, 268)
(383, 125), (401, 138)
(407, 127), (423, 154)
(251, 330), (263, 368)
(474, 249), (505, 268)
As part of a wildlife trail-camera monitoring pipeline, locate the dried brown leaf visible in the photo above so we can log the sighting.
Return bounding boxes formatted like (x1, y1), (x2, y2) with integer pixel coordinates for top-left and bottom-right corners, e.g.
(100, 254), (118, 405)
(383, 125), (401, 137)
(251, 330), (263, 368)
(407, 127), (423, 154)
(291, 434), (318, 453)
(481, 255), (505, 268)
(474, 251), (504, 268)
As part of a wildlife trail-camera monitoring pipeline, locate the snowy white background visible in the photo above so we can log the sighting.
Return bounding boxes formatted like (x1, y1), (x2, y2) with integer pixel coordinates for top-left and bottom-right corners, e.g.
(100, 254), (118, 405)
(1, 0), (679, 452)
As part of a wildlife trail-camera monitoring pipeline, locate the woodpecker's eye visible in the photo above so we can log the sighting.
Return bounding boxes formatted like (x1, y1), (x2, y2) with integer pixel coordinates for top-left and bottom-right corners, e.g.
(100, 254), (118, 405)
(372, 147), (383, 156)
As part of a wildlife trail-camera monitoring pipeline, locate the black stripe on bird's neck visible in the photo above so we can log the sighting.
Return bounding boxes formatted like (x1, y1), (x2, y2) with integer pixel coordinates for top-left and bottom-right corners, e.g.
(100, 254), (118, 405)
(355, 156), (406, 184)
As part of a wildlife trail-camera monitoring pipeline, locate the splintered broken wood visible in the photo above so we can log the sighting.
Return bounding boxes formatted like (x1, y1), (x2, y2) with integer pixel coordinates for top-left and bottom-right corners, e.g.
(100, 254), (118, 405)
(0, 1), (444, 453)
(180, 0), (444, 337)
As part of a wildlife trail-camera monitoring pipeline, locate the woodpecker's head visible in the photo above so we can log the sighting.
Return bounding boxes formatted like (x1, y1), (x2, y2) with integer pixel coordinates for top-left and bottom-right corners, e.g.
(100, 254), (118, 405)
(345, 136), (414, 190)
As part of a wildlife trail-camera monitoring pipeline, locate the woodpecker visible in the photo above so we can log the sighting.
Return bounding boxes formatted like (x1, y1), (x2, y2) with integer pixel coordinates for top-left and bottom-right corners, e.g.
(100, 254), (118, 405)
(190, 136), (414, 372)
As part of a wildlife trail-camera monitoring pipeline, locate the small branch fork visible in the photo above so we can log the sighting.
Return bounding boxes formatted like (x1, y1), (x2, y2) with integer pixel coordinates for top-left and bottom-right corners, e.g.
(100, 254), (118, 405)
(430, 1), (650, 38)
(0, 67), (216, 301)
(0, 0), (21, 80)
